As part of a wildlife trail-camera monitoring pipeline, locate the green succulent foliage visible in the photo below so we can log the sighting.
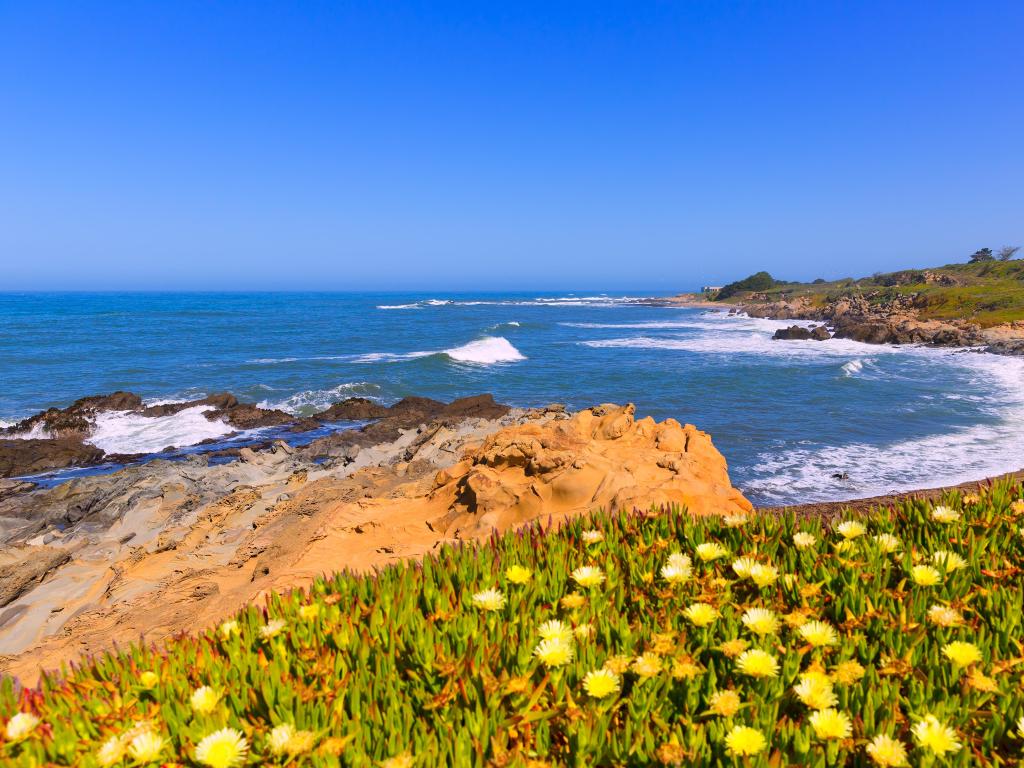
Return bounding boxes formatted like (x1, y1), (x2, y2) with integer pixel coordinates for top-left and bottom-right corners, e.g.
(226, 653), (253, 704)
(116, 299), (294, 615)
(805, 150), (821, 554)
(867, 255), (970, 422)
(2, 484), (1024, 767)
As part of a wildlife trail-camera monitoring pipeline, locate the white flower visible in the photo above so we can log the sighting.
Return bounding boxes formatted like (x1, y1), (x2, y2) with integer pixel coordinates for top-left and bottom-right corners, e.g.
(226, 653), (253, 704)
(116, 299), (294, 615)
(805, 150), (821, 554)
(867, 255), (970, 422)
(661, 552), (693, 584)
(931, 506), (961, 523)
(581, 529), (604, 544)
(471, 588), (506, 611)
(793, 532), (817, 549)
(5, 712), (40, 741)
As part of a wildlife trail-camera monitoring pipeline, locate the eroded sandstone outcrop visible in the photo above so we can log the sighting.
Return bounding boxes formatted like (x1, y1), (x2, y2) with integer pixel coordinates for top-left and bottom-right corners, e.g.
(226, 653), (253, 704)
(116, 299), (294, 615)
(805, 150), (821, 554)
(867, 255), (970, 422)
(0, 402), (747, 684)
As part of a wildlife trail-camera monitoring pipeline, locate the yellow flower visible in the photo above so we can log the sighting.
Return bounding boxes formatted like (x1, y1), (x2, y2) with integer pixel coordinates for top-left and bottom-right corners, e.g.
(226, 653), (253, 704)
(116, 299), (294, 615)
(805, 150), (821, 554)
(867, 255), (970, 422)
(571, 565), (605, 588)
(218, 620), (240, 639)
(471, 588), (506, 611)
(298, 603), (320, 620)
(911, 715), (961, 756)
(831, 660), (866, 685)
(574, 623), (594, 640)
(259, 618), (286, 640)
(128, 730), (166, 763)
(190, 685), (221, 715)
(724, 725), (766, 756)
(931, 550), (967, 572)
(97, 735), (126, 767)
(709, 690), (741, 716)
(911, 565), (941, 586)
(719, 638), (749, 658)
(735, 649), (779, 678)
(4, 712), (40, 741)
(631, 652), (663, 678)
(268, 724), (297, 755)
(873, 533), (901, 553)
(836, 521), (866, 539)
(926, 604), (963, 627)
(533, 636), (574, 668)
(931, 506), (961, 523)
(793, 671), (838, 710)
(966, 669), (998, 692)
(809, 709), (852, 740)
(749, 563), (779, 588)
(537, 619), (573, 644)
(378, 755), (414, 768)
(963, 493), (979, 505)
(582, 668), (620, 698)
(731, 557), (758, 578)
(684, 602), (720, 627)
(603, 655), (632, 675)
(660, 552), (693, 584)
(671, 658), (702, 680)
(139, 671), (160, 688)
(834, 540), (856, 555)
(793, 532), (817, 549)
(560, 593), (586, 610)
(741, 607), (779, 636)
(865, 734), (908, 766)
(1011, 499), (1024, 516)
(942, 641), (982, 667)
(195, 727), (249, 768)
(798, 620), (839, 647)
(505, 565), (532, 584)
(581, 529), (604, 544)
(723, 513), (749, 527)
(695, 542), (728, 561)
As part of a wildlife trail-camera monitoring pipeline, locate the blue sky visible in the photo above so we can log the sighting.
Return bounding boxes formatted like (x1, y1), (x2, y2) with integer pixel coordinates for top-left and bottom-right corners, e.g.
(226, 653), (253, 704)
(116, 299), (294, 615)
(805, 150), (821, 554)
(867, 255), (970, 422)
(2, 1), (1022, 290)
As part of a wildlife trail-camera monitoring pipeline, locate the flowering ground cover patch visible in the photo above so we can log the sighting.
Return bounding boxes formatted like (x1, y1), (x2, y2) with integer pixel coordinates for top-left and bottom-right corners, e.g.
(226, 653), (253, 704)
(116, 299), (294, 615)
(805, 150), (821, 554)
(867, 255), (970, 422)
(3, 483), (1024, 766)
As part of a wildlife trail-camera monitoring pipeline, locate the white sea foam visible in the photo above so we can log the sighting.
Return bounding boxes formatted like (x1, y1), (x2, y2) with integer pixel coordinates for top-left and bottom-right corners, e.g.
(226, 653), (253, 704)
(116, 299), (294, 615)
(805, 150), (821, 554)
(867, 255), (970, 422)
(376, 303), (421, 310)
(349, 351), (436, 363)
(258, 382), (382, 414)
(841, 359), (865, 376)
(5, 422), (49, 439)
(746, 353), (1024, 504)
(380, 295), (649, 310)
(445, 336), (526, 364)
(84, 406), (234, 454)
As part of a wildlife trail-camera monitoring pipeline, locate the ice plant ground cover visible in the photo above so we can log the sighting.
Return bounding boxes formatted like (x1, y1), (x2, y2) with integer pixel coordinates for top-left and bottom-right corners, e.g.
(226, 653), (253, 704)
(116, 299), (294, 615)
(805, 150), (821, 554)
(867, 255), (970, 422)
(3, 485), (1024, 766)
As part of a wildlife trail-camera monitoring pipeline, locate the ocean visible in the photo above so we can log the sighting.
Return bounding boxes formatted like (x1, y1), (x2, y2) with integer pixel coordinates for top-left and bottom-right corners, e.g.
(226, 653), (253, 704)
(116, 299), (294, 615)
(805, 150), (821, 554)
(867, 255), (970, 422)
(1, 291), (1021, 506)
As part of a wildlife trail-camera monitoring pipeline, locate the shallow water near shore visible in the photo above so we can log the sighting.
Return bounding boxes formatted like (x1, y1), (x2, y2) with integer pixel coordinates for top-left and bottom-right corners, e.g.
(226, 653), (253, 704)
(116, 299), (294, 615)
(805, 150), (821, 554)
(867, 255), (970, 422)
(2, 291), (1021, 506)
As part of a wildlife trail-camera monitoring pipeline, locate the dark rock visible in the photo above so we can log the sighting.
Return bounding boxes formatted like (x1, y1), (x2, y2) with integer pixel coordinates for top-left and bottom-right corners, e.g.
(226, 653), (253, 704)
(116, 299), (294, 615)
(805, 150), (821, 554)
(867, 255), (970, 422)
(810, 325), (831, 341)
(314, 398), (389, 421)
(0, 438), (105, 479)
(772, 325), (814, 341)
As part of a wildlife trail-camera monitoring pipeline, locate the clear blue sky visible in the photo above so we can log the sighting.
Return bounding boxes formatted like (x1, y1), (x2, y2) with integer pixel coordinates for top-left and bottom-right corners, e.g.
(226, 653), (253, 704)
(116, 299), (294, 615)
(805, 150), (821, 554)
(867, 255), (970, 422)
(2, 1), (1021, 290)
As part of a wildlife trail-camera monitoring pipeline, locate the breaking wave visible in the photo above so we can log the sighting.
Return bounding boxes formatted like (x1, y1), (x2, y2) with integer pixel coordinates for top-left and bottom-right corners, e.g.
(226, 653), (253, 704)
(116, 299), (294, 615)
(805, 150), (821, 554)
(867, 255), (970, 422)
(84, 406), (234, 454)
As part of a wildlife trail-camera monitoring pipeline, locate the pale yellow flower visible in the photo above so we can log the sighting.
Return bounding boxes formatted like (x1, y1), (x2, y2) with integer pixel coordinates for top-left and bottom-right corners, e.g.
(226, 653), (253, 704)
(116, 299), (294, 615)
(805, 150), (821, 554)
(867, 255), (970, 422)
(931, 506), (961, 523)
(298, 603), (320, 620)
(831, 660), (866, 684)
(749, 563), (779, 588)
(259, 618), (287, 640)
(683, 602), (720, 628)
(927, 604), (963, 627)
(471, 588), (506, 611)
(4, 712), (40, 741)
(128, 730), (166, 763)
(722, 513), (749, 527)
(218, 620), (240, 639)
(741, 607), (779, 636)
(911, 565), (941, 586)
(719, 638), (749, 658)
(533, 636), (574, 668)
(799, 620), (839, 647)
(942, 641), (982, 667)
(582, 668), (620, 698)
(581, 529), (604, 544)
(268, 724), (315, 756)
(537, 619), (573, 644)
(190, 685), (221, 715)
(866, 734), (908, 766)
(574, 623), (594, 640)
(793, 532), (817, 549)
(97, 735), (126, 767)
(873, 533), (901, 553)
(505, 565), (532, 584)
(793, 671), (838, 710)
(378, 755), (414, 768)
(603, 654), (632, 675)
(735, 649), (779, 678)
(695, 542), (728, 561)
(660, 552), (692, 584)
(571, 565), (605, 588)
(724, 725), (766, 756)
(932, 550), (967, 572)
(731, 557), (758, 578)
(560, 593), (586, 610)
(809, 709), (852, 740)
(836, 521), (866, 539)
(911, 715), (961, 756)
(670, 658), (702, 680)
(631, 652), (663, 678)
(195, 727), (249, 768)
(709, 690), (742, 717)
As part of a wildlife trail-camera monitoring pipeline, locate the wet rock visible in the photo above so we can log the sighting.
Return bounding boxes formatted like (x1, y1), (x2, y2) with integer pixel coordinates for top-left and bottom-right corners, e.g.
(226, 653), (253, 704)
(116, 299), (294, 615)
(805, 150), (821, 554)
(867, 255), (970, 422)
(0, 438), (105, 479)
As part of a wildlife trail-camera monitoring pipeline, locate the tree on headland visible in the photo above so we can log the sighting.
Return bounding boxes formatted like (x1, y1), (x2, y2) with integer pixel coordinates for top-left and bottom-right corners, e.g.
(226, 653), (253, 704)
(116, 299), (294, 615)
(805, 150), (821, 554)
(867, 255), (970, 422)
(715, 271), (779, 300)
(969, 248), (994, 263)
(997, 245), (1021, 261)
